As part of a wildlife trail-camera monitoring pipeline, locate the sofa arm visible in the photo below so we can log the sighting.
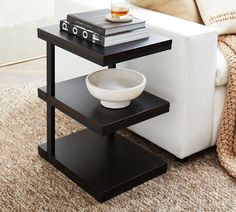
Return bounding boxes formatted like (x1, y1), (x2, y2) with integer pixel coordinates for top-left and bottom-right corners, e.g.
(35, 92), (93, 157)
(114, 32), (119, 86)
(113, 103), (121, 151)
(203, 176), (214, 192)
(125, 6), (218, 158)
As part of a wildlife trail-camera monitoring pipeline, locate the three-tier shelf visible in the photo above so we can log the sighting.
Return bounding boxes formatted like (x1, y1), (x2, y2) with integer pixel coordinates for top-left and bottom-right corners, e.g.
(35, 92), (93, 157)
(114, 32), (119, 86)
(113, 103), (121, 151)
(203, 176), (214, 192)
(37, 25), (172, 202)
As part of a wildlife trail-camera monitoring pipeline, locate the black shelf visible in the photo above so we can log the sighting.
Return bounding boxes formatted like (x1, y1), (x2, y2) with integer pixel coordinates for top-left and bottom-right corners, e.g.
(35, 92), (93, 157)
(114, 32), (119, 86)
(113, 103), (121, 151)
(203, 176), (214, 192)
(38, 25), (172, 66)
(37, 24), (172, 202)
(38, 75), (170, 136)
(38, 129), (167, 202)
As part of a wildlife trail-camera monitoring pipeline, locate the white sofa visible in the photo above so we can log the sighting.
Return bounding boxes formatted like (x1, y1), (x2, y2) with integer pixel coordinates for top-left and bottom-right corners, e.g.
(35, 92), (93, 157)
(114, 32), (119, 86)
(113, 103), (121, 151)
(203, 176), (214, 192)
(55, 0), (227, 159)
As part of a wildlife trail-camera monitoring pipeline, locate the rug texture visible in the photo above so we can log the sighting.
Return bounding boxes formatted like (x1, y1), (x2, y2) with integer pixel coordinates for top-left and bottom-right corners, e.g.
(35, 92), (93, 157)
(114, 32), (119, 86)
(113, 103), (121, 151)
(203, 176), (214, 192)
(217, 35), (236, 178)
(0, 81), (236, 211)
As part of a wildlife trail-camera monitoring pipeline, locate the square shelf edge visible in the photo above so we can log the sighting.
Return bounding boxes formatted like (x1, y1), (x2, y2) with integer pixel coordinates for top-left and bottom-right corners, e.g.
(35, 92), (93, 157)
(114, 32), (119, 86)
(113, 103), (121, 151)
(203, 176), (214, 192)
(37, 25), (172, 66)
(38, 75), (170, 136)
(38, 129), (167, 202)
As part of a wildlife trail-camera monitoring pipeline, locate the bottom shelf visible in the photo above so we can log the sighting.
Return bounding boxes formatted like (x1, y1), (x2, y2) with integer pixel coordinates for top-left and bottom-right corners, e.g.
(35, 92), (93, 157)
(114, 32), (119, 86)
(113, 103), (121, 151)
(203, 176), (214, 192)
(38, 129), (167, 202)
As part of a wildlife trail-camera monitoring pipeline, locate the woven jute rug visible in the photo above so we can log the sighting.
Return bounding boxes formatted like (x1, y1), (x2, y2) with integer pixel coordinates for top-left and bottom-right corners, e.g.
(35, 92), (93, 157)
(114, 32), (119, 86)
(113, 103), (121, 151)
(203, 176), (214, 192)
(0, 81), (235, 211)
(217, 35), (236, 178)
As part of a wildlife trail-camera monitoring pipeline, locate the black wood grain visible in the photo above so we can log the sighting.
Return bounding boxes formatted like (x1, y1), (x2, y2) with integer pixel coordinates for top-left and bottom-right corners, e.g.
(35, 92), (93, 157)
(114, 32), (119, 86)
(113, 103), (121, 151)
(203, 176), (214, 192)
(46, 43), (55, 157)
(38, 25), (172, 66)
(38, 129), (167, 202)
(38, 76), (170, 136)
(38, 23), (172, 202)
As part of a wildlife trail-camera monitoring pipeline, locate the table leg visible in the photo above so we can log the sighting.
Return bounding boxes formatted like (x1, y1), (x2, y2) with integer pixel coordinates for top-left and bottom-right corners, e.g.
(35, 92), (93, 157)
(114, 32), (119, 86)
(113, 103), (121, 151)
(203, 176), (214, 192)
(108, 64), (116, 68)
(46, 42), (55, 157)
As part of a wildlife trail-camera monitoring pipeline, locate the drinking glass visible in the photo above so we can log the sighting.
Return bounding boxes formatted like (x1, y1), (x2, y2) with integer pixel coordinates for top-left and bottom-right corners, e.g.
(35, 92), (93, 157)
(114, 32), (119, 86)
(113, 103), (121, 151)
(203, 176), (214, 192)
(111, 0), (129, 18)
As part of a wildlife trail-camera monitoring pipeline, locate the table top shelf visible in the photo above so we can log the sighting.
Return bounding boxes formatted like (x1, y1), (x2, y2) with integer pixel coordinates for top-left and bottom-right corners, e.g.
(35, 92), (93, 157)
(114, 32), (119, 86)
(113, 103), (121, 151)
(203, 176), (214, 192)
(38, 25), (172, 66)
(38, 75), (170, 136)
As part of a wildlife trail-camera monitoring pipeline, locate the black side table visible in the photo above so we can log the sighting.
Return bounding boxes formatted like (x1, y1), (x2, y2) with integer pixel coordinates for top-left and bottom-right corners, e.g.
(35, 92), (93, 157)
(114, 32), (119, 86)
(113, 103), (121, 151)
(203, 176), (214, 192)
(37, 25), (172, 202)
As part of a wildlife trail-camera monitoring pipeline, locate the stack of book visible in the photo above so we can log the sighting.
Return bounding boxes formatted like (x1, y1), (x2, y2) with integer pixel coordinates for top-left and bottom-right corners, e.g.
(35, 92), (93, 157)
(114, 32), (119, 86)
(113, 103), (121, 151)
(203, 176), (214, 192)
(60, 9), (149, 47)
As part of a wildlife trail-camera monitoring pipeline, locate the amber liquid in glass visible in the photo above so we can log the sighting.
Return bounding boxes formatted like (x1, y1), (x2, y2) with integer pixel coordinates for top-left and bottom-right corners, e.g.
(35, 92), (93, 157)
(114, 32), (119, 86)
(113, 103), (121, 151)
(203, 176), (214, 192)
(111, 7), (129, 18)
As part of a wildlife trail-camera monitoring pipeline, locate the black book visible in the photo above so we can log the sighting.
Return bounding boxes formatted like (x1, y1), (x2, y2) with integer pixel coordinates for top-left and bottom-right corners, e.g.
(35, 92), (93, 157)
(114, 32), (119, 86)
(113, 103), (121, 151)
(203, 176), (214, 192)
(60, 20), (149, 47)
(67, 9), (145, 36)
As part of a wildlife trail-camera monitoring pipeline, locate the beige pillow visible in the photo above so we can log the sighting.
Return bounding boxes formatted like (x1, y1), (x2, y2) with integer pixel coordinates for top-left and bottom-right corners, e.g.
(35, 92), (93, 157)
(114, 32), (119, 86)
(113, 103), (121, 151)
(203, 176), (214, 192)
(131, 0), (203, 24)
(195, 0), (236, 34)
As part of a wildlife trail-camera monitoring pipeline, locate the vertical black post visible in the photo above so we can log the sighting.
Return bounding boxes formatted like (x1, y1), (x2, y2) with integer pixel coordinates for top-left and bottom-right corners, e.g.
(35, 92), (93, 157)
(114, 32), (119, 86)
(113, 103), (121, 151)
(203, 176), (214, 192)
(107, 63), (116, 136)
(108, 64), (116, 69)
(47, 42), (55, 157)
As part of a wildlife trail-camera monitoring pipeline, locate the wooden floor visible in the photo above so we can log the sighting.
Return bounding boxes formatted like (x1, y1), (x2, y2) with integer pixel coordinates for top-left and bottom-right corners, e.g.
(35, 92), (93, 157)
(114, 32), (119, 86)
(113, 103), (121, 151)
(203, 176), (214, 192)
(0, 58), (46, 89)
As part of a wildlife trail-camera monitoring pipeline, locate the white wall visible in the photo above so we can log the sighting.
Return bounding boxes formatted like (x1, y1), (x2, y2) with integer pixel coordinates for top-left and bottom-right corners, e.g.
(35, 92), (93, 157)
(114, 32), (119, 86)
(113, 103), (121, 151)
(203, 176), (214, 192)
(0, 0), (56, 65)
(0, 0), (55, 28)
(0, 0), (98, 66)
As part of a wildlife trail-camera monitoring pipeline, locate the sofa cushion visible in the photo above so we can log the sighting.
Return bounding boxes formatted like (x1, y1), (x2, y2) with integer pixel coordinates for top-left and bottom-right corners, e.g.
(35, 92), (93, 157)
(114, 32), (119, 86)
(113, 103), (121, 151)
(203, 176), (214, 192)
(216, 48), (228, 87)
(195, 0), (236, 35)
(130, 0), (203, 23)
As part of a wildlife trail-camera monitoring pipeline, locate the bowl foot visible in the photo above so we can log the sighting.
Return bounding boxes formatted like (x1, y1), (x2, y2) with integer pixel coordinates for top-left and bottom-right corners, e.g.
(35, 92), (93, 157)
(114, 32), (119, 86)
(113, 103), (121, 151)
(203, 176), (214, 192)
(101, 100), (130, 109)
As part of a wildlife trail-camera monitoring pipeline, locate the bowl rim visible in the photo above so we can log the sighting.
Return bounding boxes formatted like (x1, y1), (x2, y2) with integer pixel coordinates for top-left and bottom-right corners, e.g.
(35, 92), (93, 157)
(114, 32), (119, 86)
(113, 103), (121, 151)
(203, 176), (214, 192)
(86, 68), (146, 92)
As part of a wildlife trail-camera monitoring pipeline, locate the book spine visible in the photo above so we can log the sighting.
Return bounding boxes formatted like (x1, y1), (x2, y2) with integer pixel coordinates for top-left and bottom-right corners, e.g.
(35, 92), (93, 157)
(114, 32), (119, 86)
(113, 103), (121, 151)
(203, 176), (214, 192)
(60, 20), (105, 47)
(67, 15), (105, 35)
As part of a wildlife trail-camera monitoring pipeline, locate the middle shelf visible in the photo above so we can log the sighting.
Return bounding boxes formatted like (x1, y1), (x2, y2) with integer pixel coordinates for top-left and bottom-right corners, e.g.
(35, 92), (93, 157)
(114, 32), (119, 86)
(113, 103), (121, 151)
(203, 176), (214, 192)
(38, 75), (170, 136)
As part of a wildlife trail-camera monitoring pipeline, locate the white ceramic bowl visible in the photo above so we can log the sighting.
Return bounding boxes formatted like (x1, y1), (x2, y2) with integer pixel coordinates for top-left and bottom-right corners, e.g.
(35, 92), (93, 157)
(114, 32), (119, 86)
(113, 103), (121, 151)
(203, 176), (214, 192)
(86, 68), (146, 109)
